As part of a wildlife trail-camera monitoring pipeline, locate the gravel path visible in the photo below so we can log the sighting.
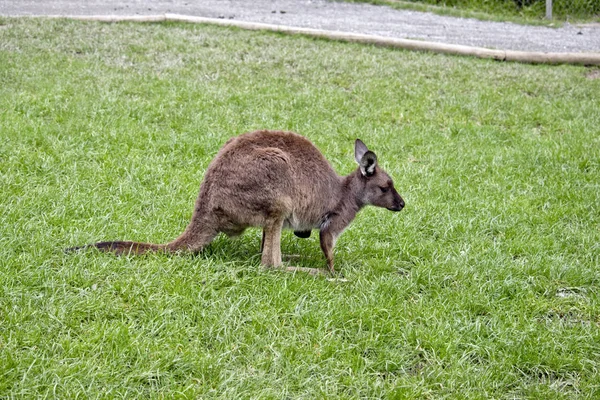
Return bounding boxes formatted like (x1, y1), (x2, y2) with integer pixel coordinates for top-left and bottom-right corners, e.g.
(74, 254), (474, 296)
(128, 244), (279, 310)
(1, 0), (599, 53)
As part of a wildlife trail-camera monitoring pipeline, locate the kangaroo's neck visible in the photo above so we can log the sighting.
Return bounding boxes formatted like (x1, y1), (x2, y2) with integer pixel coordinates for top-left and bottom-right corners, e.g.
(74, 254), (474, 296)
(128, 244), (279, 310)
(341, 169), (368, 211)
(323, 170), (364, 234)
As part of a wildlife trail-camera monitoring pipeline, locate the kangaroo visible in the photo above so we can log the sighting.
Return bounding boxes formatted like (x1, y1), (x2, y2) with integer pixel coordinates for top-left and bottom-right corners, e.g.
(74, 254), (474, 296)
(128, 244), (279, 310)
(69, 130), (405, 274)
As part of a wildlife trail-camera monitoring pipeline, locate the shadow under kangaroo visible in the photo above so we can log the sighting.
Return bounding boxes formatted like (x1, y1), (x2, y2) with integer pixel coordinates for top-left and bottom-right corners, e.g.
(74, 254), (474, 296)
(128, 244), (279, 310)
(68, 130), (405, 275)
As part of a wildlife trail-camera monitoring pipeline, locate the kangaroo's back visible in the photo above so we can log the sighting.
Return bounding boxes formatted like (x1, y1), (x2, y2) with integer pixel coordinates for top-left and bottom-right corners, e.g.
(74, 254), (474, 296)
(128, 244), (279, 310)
(209, 130), (338, 186)
(199, 130), (342, 227)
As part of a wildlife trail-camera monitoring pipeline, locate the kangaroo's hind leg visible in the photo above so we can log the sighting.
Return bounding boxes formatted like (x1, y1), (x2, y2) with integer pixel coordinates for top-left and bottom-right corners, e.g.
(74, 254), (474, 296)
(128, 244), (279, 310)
(261, 216), (285, 268)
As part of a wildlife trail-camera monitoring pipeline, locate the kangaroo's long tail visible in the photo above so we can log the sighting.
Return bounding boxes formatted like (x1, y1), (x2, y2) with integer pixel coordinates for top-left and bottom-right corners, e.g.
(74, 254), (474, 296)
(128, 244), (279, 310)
(65, 241), (168, 255)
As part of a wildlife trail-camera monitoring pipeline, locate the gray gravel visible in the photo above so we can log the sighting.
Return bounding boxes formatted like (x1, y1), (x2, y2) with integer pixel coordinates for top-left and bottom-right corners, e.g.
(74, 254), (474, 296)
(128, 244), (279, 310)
(1, 0), (599, 53)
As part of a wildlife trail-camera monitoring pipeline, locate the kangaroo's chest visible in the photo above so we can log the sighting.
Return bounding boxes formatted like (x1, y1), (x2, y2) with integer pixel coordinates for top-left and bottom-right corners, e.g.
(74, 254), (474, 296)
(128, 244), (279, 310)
(283, 210), (331, 232)
(283, 215), (319, 232)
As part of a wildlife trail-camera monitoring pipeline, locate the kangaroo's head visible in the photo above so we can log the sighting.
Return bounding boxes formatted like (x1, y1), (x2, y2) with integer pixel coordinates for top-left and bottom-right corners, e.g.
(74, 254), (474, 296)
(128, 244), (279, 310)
(354, 139), (405, 212)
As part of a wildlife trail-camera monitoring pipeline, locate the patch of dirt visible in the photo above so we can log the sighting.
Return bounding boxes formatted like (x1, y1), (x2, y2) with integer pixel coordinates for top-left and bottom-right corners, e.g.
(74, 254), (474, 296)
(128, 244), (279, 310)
(585, 69), (600, 79)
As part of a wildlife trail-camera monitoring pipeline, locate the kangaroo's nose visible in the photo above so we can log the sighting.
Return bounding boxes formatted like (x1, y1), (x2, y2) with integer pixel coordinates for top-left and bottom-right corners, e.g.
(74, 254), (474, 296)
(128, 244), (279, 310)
(395, 197), (405, 211)
(394, 202), (404, 212)
(388, 197), (404, 212)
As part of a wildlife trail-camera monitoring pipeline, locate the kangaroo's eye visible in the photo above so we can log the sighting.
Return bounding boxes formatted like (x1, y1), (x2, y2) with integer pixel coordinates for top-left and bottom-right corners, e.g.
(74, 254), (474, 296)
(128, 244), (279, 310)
(380, 186), (389, 193)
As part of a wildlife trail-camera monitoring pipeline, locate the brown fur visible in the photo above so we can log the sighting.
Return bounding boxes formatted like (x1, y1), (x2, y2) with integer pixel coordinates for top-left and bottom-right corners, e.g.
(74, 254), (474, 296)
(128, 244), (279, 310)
(69, 130), (404, 274)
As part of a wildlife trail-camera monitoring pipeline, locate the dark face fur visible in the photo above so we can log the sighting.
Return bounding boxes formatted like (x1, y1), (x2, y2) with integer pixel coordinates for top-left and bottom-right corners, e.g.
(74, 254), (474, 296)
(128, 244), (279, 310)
(361, 168), (404, 211)
(355, 139), (405, 212)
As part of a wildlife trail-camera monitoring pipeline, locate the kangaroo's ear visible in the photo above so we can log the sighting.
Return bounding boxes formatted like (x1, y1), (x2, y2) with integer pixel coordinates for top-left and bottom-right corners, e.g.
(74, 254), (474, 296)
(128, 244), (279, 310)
(355, 139), (377, 177)
(354, 139), (369, 164)
(360, 151), (377, 177)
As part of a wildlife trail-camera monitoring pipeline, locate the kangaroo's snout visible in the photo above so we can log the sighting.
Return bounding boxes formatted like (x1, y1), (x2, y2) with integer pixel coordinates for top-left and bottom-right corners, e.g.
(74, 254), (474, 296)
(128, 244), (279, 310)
(388, 194), (405, 212)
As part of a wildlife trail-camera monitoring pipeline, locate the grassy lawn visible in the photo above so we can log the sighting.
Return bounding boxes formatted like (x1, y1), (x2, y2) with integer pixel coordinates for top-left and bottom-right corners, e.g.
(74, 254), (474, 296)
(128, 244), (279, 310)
(1, 17), (599, 398)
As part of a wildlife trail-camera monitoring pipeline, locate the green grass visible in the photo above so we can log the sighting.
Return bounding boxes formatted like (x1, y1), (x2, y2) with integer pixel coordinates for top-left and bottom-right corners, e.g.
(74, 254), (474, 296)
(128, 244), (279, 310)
(1, 17), (599, 398)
